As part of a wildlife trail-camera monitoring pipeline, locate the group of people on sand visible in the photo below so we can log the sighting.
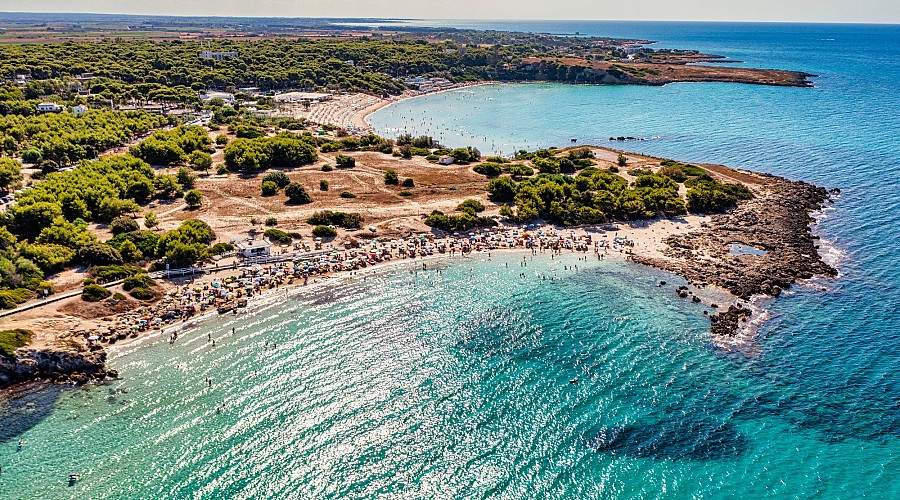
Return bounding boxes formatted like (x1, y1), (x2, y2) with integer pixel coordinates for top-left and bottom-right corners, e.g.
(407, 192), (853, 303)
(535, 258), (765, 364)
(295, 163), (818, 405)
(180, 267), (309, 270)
(125, 225), (638, 340)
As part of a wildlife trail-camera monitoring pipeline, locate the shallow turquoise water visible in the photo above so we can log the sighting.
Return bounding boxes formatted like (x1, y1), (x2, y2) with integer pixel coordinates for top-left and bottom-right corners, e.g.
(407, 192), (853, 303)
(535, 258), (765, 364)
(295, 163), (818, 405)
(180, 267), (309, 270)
(3, 22), (900, 498)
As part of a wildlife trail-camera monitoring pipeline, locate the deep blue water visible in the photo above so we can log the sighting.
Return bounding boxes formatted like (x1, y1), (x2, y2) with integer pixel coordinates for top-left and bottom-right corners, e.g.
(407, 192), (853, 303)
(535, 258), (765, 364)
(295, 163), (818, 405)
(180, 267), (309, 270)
(2, 21), (899, 498)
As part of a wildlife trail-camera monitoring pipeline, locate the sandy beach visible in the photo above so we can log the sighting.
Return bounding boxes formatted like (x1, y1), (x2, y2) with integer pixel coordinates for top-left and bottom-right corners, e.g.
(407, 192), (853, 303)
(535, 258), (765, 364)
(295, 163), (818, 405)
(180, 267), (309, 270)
(300, 82), (496, 132)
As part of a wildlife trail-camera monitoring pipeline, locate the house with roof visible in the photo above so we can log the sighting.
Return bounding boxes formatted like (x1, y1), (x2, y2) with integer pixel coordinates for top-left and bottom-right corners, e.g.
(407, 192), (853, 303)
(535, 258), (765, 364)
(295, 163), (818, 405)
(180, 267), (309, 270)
(234, 238), (271, 259)
(37, 102), (64, 113)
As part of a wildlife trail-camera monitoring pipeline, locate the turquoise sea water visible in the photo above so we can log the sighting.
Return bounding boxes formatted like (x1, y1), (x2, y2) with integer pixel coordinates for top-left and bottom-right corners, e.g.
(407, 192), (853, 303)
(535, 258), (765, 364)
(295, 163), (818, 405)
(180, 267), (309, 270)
(3, 22), (900, 498)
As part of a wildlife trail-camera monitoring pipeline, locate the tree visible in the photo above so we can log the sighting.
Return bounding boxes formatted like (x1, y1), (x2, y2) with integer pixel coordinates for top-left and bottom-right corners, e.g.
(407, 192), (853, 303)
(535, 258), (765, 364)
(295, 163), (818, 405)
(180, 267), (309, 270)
(119, 239), (143, 262)
(487, 177), (517, 202)
(21, 148), (42, 164)
(285, 182), (312, 204)
(109, 216), (139, 235)
(129, 137), (185, 165)
(401, 178), (415, 187)
(0, 158), (21, 192)
(617, 153), (627, 167)
(10, 201), (63, 239)
(335, 154), (355, 168)
(189, 150), (213, 173)
(177, 167), (196, 190)
(384, 169), (399, 185)
(450, 146), (480, 163)
(154, 174), (180, 198)
(144, 211), (158, 228)
(78, 243), (123, 266)
(184, 190), (203, 207)
(319, 179), (329, 191)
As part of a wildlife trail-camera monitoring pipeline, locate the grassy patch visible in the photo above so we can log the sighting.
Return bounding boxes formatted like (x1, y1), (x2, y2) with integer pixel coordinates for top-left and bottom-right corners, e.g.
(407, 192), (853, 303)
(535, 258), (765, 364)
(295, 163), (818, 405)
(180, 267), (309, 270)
(0, 329), (33, 359)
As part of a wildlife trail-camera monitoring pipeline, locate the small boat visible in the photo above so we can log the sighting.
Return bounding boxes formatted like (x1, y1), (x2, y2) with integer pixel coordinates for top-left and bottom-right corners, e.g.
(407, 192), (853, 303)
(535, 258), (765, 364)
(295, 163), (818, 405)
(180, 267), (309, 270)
(569, 377), (579, 384)
(68, 474), (79, 486)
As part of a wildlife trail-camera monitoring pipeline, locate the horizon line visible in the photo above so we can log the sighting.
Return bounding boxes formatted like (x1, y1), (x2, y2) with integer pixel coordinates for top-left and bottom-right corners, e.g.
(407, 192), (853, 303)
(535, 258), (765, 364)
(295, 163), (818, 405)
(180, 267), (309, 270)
(0, 12), (898, 27)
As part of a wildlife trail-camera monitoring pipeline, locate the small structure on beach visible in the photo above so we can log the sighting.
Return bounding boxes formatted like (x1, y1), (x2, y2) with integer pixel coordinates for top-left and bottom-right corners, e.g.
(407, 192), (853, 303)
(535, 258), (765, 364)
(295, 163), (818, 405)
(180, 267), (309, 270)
(438, 155), (455, 165)
(234, 238), (271, 259)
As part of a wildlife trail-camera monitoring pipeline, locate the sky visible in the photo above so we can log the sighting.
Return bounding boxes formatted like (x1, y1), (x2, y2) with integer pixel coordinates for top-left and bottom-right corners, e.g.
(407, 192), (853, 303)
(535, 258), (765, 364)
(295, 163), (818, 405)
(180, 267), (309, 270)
(3, 0), (899, 25)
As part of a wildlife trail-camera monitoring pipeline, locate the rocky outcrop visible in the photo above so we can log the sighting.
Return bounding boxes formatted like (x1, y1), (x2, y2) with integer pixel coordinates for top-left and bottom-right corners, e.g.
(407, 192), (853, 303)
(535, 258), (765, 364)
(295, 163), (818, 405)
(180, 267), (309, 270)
(631, 172), (837, 336)
(0, 347), (115, 388)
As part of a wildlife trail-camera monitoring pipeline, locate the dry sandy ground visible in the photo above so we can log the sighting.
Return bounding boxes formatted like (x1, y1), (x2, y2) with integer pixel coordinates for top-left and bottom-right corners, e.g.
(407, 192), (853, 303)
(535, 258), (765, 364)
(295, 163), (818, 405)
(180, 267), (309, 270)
(3, 141), (744, 346)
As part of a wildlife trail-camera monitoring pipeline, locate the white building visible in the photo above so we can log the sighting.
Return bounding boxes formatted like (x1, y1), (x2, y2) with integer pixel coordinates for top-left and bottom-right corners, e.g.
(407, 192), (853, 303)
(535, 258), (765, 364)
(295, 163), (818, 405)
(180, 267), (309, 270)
(200, 91), (235, 104)
(234, 239), (271, 258)
(37, 102), (64, 113)
(200, 50), (238, 60)
(72, 104), (88, 116)
(273, 92), (333, 103)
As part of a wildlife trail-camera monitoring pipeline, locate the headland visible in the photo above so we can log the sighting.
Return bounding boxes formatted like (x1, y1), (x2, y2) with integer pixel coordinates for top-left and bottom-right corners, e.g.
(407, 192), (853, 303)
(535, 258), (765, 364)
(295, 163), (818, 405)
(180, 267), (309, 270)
(0, 141), (836, 388)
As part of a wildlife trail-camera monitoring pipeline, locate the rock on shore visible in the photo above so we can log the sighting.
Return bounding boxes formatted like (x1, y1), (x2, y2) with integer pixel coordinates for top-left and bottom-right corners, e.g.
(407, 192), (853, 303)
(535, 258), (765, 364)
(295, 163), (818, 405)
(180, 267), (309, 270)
(0, 347), (114, 388)
(632, 171), (837, 336)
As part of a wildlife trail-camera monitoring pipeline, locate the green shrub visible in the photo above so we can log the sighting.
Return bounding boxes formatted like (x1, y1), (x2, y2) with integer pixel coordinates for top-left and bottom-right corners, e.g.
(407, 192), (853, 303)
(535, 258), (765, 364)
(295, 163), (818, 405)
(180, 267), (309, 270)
(307, 211), (363, 228)
(184, 189), (203, 207)
(321, 164), (333, 172)
(112, 292), (126, 300)
(264, 217), (278, 226)
(312, 225), (337, 238)
(261, 181), (279, 196)
(320, 179), (329, 191)
(458, 199), (486, 214)
(264, 228), (292, 244)
(335, 154), (355, 168)
(0, 329), (32, 359)
(0, 289), (35, 309)
(82, 284), (112, 302)
(399, 190), (412, 197)
(78, 243), (123, 266)
(262, 171), (291, 188)
(285, 182), (312, 204)
(424, 210), (496, 232)
(486, 177), (517, 202)
(129, 287), (156, 300)
(473, 163), (503, 177)
(401, 178), (415, 187)
(339, 191), (356, 199)
(90, 264), (143, 281)
(503, 164), (534, 177)
(123, 273), (156, 291)
(209, 242), (234, 255)
(384, 169), (399, 185)
(109, 216), (139, 235)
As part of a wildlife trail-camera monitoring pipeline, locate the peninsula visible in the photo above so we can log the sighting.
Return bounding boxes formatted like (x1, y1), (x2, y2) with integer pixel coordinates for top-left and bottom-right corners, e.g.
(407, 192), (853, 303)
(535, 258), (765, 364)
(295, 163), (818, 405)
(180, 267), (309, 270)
(0, 17), (833, 388)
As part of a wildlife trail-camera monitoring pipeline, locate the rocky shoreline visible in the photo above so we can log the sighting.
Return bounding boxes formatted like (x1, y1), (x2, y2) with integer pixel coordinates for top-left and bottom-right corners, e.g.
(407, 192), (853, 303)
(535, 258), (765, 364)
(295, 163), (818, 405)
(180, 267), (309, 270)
(631, 170), (838, 336)
(0, 166), (838, 389)
(0, 347), (116, 388)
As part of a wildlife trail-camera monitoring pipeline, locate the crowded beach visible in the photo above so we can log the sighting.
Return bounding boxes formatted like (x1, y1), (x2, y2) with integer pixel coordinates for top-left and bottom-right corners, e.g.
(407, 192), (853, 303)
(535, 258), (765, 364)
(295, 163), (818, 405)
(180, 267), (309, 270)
(91, 223), (655, 347)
